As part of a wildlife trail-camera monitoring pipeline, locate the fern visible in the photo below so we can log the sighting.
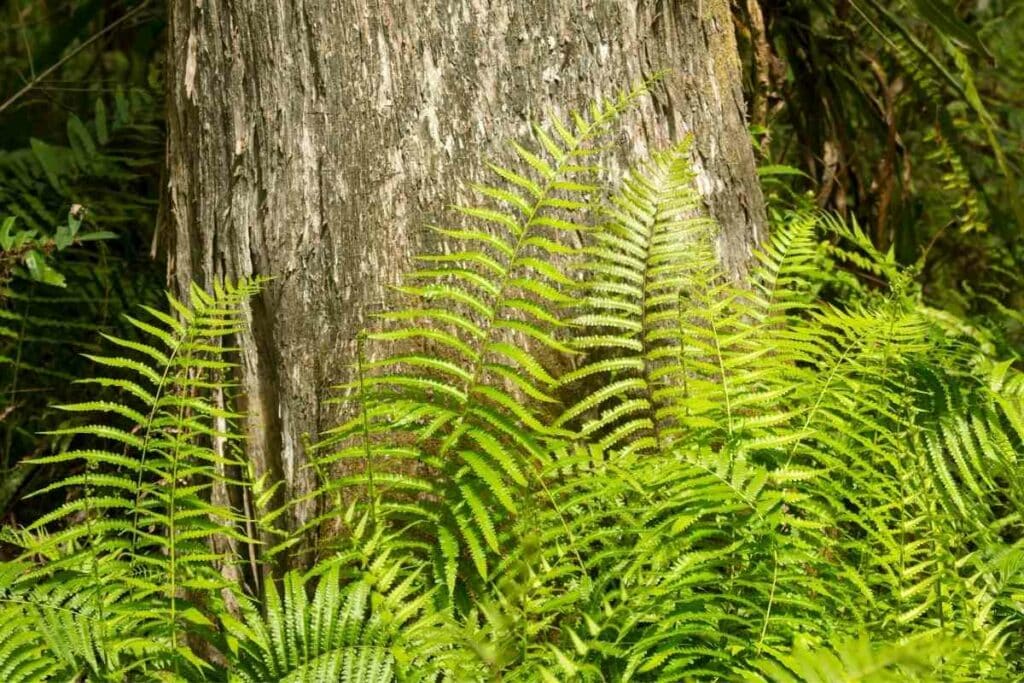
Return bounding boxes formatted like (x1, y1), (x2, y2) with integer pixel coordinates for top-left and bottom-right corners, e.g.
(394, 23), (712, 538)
(227, 513), (480, 681)
(303, 111), (1022, 678)
(1, 91), (1021, 681)
(2, 278), (263, 678)
(747, 633), (963, 682)
(311, 83), (653, 594)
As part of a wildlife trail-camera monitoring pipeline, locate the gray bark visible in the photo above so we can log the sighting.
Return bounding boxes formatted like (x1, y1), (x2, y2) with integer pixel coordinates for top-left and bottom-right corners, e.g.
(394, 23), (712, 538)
(165, 0), (766, 544)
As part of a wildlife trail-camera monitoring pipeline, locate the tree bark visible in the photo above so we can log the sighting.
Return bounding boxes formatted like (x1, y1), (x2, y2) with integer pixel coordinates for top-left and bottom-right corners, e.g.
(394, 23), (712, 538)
(165, 0), (766, 544)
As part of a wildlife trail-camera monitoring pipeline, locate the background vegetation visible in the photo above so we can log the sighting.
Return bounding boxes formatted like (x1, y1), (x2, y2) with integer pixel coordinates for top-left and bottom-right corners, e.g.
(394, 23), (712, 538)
(1, 0), (164, 525)
(735, 0), (1022, 341)
(0, 1), (1021, 680)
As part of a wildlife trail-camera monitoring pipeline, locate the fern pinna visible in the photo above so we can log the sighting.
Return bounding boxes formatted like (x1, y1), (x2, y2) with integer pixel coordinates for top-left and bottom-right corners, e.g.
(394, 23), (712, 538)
(0, 89), (1021, 681)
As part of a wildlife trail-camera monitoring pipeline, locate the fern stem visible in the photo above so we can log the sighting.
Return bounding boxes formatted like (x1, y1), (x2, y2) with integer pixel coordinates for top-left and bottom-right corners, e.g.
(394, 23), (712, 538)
(755, 546), (781, 655)
(638, 182), (665, 453)
(128, 332), (186, 557)
(83, 423), (107, 667)
(166, 333), (196, 662)
(356, 332), (377, 526)
(783, 335), (859, 470)
(709, 315), (734, 436)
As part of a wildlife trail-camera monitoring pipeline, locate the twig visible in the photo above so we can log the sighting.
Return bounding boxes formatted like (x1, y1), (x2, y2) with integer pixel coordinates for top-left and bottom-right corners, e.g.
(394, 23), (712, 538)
(0, 0), (151, 117)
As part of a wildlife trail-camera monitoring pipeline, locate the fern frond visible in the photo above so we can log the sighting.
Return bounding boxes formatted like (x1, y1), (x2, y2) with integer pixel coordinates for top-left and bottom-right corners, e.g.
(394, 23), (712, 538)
(558, 140), (715, 456)
(311, 83), (654, 591)
(231, 553), (470, 682)
(7, 277), (263, 675)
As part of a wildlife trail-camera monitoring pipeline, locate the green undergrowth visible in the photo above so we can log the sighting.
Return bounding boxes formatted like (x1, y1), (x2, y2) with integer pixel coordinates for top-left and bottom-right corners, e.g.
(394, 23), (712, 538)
(1, 88), (1021, 681)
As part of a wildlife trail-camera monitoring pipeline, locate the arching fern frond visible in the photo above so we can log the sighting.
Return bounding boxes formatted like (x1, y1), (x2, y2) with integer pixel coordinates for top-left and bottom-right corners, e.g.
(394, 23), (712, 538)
(748, 633), (961, 682)
(311, 82), (654, 594)
(556, 139), (715, 455)
(3, 277), (264, 677)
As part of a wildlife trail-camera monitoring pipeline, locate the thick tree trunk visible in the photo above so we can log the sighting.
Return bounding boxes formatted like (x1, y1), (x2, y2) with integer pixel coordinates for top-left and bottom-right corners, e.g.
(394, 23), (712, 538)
(165, 0), (765, 543)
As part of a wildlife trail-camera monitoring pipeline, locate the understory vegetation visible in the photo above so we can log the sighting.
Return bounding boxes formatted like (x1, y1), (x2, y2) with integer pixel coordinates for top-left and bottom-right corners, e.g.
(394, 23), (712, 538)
(2, 2), (1023, 681)
(1, 88), (1022, 681)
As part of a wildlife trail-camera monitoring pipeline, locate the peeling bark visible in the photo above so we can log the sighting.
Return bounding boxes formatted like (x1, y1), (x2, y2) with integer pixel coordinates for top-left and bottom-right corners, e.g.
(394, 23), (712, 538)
(165, 0), (766, 543)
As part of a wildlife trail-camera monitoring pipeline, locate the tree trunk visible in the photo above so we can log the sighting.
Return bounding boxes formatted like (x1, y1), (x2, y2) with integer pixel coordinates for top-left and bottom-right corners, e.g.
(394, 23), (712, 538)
(164, 0), (766, 547)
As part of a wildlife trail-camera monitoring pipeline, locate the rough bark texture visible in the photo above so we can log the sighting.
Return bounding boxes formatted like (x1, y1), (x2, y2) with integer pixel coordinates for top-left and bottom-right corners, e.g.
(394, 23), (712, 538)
(165, 0), (766, 539)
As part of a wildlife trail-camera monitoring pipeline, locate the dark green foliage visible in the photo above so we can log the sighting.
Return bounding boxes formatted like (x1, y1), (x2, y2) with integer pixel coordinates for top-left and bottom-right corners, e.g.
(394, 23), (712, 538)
(1, 64), (1021, 682)
(738, 0), (1023, 344)
(1, 0), (166, 526)
(0, 86), (162, 238)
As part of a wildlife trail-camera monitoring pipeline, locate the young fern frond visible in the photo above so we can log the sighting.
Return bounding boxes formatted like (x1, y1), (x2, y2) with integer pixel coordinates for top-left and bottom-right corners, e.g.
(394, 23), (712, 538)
(230, 549), (474, 682)
(749, 209), (824, 324)
(557, 140), (715, 455)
